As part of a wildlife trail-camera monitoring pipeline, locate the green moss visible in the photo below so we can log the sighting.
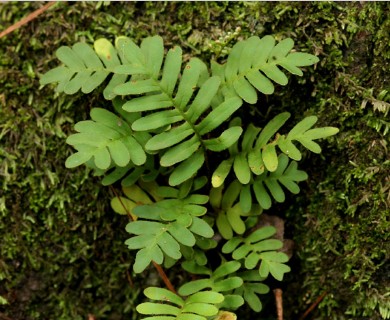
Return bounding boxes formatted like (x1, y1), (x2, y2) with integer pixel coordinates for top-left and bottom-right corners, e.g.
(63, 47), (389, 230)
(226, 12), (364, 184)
(0, 1), (389, 319)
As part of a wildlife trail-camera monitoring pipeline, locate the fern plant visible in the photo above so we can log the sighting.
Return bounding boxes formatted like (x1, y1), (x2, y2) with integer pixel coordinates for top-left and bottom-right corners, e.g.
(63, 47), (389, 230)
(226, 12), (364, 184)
(40, 33), (338, 318)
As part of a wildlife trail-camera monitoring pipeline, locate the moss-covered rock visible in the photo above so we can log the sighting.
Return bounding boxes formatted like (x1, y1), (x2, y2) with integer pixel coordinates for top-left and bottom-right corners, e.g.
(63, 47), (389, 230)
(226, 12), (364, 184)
(0, 2), (388, 319)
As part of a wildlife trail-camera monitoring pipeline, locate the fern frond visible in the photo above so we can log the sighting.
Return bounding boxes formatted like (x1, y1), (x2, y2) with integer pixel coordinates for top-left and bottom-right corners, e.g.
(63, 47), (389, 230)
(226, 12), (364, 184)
(222, 226), (291, 281)
(234, 270), (270, 312)
(179, 261), (244, 310)
(110, 36), (244, 185)
(219, 35), (319, 103)
(65, 107), (147, 170)
(210, 181), (262, 240)
(212, 113), (338, 187)
(137, 287), (224, 320)
(248, 154), (307, 211)
(40, 39), (130, 98)
(124, 189), (212, 273)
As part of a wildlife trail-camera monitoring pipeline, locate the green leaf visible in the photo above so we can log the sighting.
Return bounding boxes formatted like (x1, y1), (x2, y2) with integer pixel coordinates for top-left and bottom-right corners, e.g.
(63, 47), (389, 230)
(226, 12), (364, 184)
(239, 184), (252, 214)
(212, 159), (234, 188)
(186, 291), (224, 304)
(227, 204), (246, 235)
(233, 153), (251, 184)
(260, 65), (288, 85)
(144, 287), (184, 307)
(94, 147), (111, 169)
(56, 46), (84, 69)
(232, 244), (252, 260)
(288, 116), (318, 138)
(146, 123), (192, 151)
(189, 216), (214, 238)
(158, 232), (181, 259)
(182, 304), (218, 317)
(132, 110), (181, 131)
(122, 136), (147, 166)
(256, 112), (290, 148)
(248, 151), (265, 175)
(214, 277), (243, 292)
(179, 279), (211, 296)
(115, 36), (144, 66)
(213, 261), (241, 280)
(246, 69), (274, 95)
(123, 94), (172, 112)
(221, 180), (241, 210)
(94, 38), (121, 68)
(187, 77), (221, 122)
(262, 144), (278, 172)
(197, 97), (242, 135)
(174, 58), (203, 110)
(277, 136), (302, 161)
(233, 76), (257, 104)
(103, 74), (128, 100)
(285, 52), (319, 66)
(169, 223), (196, 247)
(304, 127), (340, 139)
(114, 78), (160, 95)
(216, 212), (233, 240)
(160, 136), (200, 167)
(65, 152), (93, 168)
(141, 36), (164, 78)
(246, 226), (276, 243)
(108, 140), (130, 167)
(111, 196), (136, 215)
(160, 46), (182, 95)
(204, 126), (243, 152)
(269, 38), (294, 59)
(264, 178), (285, 203)
(220, 295), (244, 310)
(169, 151), (205, 186)
(253, 239), (283, 252)
(137, 302), (179, 315)
(259, 260), (291, 281)
(252, 35), (275, 66)
(40, 66), (73, 86)
(253, 181), (272, 209)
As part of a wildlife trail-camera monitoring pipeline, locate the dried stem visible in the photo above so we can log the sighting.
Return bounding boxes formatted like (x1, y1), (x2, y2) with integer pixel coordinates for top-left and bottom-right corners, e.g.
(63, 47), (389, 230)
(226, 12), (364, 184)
(0, 2), (57, 39)
(274, 288), (283, 320)
(300, 291), (327, 320)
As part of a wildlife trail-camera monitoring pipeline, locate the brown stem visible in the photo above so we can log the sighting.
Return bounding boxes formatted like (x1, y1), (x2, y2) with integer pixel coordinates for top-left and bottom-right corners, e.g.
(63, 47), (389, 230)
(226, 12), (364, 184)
(0, 2), (57, 39)
(274, 288), (283, 320)
(152, 261), (177, 294)
(299, 291), (327, 320)
(109, 186), (134, 221)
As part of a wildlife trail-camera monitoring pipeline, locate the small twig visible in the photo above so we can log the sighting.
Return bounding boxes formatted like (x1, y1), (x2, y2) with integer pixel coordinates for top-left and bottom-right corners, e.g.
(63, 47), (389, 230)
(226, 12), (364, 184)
(274, 288), (283, 320)
(109, 186), (135, 221)
(0, 2), (57, 39)
(110, 185), (177, 294)
(120, 255), (134, 288)
(299, 291), (327, 320)
(152, 261), (177, 294)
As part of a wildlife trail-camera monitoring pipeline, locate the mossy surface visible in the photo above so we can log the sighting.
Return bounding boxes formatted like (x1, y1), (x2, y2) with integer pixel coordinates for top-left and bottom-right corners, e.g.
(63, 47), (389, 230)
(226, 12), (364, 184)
(0, 2), (388, 319)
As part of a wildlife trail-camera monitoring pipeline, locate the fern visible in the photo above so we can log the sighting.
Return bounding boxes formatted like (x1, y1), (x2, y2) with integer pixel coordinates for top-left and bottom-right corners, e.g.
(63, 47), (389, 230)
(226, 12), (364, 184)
(213, 36), (319, 104)
(212, 113), (338, 187)
(41, 33), (339, 318)
(180, 261), (245, 310)
(234, 270), (270, 312)
(222, 226), (291, 281)
(137, 287), (224, 320)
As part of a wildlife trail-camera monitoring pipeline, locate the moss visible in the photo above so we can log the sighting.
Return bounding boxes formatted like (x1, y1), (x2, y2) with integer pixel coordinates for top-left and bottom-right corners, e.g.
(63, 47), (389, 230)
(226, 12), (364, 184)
(0, 1), (389, 319)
